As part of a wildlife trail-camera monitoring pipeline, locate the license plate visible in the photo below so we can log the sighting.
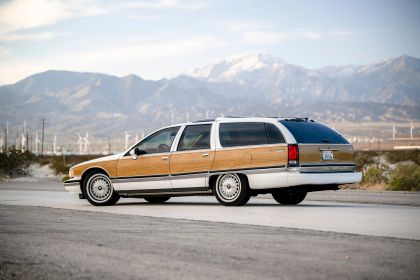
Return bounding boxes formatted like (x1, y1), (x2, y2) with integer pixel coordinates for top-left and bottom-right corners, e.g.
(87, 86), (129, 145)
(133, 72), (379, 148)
(322, 151), (333, 161)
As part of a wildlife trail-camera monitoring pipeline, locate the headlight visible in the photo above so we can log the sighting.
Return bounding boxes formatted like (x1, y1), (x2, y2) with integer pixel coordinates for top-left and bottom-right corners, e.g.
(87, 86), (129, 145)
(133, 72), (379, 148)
(69, 168), (74, 178)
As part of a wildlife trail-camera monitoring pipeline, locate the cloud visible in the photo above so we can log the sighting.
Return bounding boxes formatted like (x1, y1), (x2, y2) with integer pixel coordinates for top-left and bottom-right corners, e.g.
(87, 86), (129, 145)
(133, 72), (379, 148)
(0, 35), (226, 84)
(126, 0), (209, 10)
(0, 46), (11, 56)
(128, 14), (164, 21)
(222, 21), (273, 32)
(0, 31), (70, 42)
(301, 31), (322, 40)
(0, 0), (107, 33)
(329, 30), (358, 40)
(241, 31), (289, 44)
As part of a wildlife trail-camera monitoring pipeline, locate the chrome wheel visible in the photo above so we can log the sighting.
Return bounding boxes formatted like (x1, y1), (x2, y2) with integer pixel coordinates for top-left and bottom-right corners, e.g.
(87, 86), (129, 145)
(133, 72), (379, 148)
(86, 174), (113, 203)
(216, 173), (241, 202)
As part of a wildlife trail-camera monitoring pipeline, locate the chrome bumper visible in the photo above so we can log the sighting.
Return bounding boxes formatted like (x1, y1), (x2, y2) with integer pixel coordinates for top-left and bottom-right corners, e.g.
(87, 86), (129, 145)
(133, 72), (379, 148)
(64, 177), (81, 195)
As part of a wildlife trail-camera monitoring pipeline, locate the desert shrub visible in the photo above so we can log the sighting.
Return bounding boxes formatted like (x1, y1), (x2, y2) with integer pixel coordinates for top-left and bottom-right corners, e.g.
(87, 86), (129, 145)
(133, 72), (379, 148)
(354, 151), (378, 171)
(0, 148), (34, 176)
(386, 150), (420, 165)
(387, 164), (420, 191)
(61, 175), (70, 182)
(361, 165), (386, 185)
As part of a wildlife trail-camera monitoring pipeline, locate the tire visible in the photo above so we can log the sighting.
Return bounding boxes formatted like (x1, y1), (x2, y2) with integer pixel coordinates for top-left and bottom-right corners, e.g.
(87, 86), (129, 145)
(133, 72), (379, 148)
(272, 190), (307, 205)
(214, 173), (250, 206)
(83, 172), (120, 206)
(144, 196), (170, 203)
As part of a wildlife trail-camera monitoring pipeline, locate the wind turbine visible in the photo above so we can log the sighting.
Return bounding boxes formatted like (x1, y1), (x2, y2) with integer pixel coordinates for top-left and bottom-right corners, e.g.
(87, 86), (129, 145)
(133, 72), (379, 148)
(410, 122), (414, 139)
(77, 133), (83, 154)
(392, 124), (396, 139)
(135, 133), (139, 144)
(35, 132), (41, 155)
(125, 131), (130, 150)
(141, 130), (145, 140)
(21, 133), (26, 152)
(83, 132), (89, 153)
(0, 137), (3, 153)
(53, 133), (57, 154)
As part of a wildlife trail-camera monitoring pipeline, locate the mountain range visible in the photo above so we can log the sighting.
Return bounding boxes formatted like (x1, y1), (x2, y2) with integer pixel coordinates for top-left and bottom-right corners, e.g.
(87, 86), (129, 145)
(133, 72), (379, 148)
(1, 53), (419, 144)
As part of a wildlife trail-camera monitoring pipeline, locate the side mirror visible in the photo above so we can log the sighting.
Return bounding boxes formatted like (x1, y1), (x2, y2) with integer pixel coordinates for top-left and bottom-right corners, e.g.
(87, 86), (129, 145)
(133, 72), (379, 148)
(130, 147), (146, 159)
(130, 148), (138, 160)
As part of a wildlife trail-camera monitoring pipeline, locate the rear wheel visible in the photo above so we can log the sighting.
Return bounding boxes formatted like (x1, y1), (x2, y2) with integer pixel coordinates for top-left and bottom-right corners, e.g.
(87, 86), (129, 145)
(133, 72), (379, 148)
(272, 190), (307, 205)
(84, 172), (120, 206)
(214, 173), (250, 206)
(144, 196), (170, 203)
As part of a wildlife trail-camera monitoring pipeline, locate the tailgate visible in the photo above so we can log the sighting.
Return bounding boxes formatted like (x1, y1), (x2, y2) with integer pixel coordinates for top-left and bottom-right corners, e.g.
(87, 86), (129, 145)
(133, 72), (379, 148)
(298, 144), (355, 172)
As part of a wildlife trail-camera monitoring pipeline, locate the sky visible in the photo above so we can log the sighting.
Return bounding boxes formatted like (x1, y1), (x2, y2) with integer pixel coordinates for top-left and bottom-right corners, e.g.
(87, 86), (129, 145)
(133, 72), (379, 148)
(0, 0), (419, 85)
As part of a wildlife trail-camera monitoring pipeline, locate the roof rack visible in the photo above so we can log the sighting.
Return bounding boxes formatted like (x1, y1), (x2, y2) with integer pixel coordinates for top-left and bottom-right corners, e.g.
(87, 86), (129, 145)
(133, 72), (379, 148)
(192, 119), (215, 123)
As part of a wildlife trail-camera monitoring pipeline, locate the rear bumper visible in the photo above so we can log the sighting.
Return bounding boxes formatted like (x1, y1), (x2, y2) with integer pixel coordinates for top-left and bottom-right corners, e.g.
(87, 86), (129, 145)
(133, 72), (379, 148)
(287, 171), (362, 187)
(64, 177), (81, 195)
(248, 170), (362, 190)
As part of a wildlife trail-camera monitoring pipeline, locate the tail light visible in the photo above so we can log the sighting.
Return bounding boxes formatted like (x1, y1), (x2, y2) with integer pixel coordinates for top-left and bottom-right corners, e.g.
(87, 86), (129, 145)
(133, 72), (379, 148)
(288, 144), (299, 166)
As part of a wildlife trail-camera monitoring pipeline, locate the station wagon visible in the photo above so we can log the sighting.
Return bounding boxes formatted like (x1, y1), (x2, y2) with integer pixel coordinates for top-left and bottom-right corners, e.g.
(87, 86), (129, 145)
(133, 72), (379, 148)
(64, 117), (362, 206)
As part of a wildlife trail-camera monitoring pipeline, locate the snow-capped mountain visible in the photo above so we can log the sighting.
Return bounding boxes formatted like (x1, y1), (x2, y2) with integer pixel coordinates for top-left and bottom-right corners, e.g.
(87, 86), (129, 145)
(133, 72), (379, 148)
(0, 54), (419, 142)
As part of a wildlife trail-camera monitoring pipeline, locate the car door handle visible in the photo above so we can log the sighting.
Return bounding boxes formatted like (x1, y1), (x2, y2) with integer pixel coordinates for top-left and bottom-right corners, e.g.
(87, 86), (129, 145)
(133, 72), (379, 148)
(202, 153), (209, 157)
(161, 156), (169, 160)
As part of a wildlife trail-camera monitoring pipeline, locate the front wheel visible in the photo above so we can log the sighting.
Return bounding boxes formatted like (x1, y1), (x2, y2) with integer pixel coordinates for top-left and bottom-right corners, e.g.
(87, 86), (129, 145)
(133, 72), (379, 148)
(84, 172), (120, 206)
(214, 173), (250, 206)
(272, 190), (307, 205)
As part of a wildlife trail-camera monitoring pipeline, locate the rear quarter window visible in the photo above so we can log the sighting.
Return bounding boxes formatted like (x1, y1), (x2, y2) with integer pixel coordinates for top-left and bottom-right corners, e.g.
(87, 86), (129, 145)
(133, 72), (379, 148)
(279, 120), (349, 144)
(219, 122), (268, 147)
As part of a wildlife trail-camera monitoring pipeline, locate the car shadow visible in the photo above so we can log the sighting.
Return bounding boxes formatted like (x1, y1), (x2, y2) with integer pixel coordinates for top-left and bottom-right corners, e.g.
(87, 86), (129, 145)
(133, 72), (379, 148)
(114, 200), (358, 208)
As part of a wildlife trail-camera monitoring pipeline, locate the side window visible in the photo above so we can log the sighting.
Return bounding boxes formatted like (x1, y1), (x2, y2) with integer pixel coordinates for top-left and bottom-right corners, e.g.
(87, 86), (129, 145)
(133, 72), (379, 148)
(177, 124), (211, 151)
(135, 126), (180, 154)
(265, 123), (285, 144)
(219, 122), (268, 147)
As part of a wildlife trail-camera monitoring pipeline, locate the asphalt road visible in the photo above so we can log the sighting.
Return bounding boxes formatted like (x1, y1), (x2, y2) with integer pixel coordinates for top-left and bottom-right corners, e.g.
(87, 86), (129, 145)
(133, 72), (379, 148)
(0, 181), (419, 279)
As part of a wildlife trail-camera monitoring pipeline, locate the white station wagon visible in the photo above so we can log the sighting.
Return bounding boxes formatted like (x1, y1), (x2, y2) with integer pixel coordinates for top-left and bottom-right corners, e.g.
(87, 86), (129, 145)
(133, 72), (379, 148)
(65, 117), (361, 206)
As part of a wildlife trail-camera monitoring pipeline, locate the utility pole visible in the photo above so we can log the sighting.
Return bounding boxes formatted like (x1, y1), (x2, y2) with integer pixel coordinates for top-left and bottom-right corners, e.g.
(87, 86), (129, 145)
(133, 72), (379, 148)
(41, 118), (45, 156)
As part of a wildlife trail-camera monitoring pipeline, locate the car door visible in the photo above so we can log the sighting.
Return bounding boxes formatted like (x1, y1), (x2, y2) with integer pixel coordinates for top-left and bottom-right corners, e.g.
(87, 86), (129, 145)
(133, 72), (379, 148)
(114, 126), (180, 193)
(211, 122), (288, 189)
(169, 124), (215, 192)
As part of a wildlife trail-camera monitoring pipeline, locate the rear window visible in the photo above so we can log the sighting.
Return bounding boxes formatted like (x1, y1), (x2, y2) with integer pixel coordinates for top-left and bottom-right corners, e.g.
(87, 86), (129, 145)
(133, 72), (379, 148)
(279, 120), (349, 144)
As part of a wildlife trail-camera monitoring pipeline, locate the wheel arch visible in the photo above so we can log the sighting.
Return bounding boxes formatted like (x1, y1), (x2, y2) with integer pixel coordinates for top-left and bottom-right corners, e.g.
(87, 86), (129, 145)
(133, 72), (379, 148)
(80, 167), (111, 193)
(208, 172), (250, 191)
